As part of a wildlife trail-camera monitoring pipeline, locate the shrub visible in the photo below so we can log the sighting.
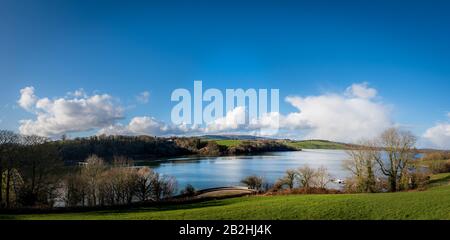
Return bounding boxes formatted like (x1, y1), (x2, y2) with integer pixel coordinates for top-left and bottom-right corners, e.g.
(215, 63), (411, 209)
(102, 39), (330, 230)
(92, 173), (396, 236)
(241, 175), (263, 191)
(344, 176), (385, 193)
(408, 171), (430, 190)
(150, 173), (177, 201)
(421, 152), (450, 161)
(181, 184), (196, 197)
(269, 180), (285, 193)
(426, 159), (450, 174)
(198, 141), (225, 155)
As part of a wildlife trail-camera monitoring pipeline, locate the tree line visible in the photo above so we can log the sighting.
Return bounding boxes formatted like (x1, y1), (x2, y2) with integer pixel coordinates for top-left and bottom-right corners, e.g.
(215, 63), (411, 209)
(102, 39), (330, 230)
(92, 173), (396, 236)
(64, 155), (176, 207)
(344, 128), (427, 193)
(50, 135), (296, 163)
(0, 131), (61, 208)
(240, 165), (335, 194)
(0, 131), (179, 208)
(0, 130), (297, 209)
(3, 127), (441, 209)
(240, 128), (445, 195)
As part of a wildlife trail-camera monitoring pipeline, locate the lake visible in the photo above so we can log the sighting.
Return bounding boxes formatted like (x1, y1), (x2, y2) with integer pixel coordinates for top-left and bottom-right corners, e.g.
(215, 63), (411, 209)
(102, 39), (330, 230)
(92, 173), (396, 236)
(138, 149), (350, 190)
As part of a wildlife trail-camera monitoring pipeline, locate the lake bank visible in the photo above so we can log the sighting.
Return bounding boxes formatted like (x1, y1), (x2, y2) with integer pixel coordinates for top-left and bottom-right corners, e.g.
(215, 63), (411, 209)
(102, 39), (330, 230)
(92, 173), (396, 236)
(141, 149), (350, 191)
(3, 173), (449, 220)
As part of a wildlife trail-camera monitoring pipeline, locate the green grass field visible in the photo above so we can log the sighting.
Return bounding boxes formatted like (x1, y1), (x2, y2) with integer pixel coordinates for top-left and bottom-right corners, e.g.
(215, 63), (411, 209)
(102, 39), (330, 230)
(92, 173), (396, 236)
(215, 139), (349, 149)
(285, 140), (349, 150)
(2, 173), (449, 220)
(215, 139), (242, 147)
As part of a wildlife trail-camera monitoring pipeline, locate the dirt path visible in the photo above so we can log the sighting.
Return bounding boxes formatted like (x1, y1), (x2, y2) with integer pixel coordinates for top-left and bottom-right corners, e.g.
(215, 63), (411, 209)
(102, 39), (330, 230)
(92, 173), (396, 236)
(195, 186), (256, 198)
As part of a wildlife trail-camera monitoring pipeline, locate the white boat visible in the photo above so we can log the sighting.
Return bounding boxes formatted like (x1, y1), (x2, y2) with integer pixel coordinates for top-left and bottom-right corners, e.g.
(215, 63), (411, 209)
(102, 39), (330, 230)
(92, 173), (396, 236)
(332, 178), (345, 184)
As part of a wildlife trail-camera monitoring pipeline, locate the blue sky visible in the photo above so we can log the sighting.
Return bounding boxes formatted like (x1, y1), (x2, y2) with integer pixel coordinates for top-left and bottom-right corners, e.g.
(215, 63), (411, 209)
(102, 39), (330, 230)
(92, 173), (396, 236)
(1, 0), (450, 148)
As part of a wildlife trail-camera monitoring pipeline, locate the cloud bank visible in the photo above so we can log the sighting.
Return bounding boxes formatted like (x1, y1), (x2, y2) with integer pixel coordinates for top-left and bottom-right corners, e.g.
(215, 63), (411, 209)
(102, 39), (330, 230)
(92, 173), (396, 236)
(17, 83), (398, 144)
(98, 116), (198, 136)
(18, 87), (124, 137)
(282, 83), (391, 142)
(18, 86), (37, 111)
(95, 82), (393, 142)
(423, 113), (450, 149)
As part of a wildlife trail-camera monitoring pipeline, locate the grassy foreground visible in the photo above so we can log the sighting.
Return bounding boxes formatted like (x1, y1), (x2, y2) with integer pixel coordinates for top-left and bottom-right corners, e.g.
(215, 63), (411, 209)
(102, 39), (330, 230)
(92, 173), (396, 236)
(2, 174), (450, 220)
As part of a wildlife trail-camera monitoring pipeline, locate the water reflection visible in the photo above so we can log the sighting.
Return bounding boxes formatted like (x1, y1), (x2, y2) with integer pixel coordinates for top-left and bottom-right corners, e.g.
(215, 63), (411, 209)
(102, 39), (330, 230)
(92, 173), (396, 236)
(137, 149), (350, 190)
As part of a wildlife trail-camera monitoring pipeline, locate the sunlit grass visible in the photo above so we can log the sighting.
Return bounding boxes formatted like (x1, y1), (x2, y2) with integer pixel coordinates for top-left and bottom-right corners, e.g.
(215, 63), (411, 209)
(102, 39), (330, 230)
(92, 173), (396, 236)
(215, 140), (243, 147)
(2, 174), (450, 220)
(285, 140), (348, 150)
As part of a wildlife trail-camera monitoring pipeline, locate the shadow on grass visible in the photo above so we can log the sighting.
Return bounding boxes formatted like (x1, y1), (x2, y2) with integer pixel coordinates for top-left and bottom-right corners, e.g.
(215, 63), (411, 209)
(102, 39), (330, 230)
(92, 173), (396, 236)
(97, 199), (234, 215)
(428, 173), (450, 187)
(0, 195), (250, 219)
(0, 200), (233, 219)
(0, 215), (19, 220)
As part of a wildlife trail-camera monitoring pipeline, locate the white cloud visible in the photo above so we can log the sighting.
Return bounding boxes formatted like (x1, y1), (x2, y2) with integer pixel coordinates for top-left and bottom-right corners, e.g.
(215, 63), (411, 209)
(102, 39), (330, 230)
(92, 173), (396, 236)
(98, 107), (267, 137)
(202, 107), (280, 136)
(345, 82), (377, 99)
(205, 106), (246, 132)
(101, 82), (391, 142)
(98, 107), (272, 137)
(18, 87), (124, 137)
(199, 82), (391, 142)
(16, 82), (394, 143)
(68, 88), (87, 98)
(17, 86), (37, 111)
(423, 124), (450, 149)
(423, 114), (450, 150)
(282, 83), (392, 142)
(98, 116), (197, 136)
(136, 91), (150, 104)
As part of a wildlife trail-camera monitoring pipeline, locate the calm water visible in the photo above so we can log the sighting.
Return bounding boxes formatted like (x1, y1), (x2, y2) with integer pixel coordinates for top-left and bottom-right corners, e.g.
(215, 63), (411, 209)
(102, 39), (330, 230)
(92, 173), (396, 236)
(139, 149), (350, 190)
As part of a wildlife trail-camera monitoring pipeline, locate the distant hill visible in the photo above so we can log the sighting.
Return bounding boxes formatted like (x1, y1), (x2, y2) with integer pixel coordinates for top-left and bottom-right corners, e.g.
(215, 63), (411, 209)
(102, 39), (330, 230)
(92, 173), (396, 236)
(204, 136), (445, 151)
(207, 137), (353, 150)
(200, 135), (269, 140)
(284, 139), (353, 150)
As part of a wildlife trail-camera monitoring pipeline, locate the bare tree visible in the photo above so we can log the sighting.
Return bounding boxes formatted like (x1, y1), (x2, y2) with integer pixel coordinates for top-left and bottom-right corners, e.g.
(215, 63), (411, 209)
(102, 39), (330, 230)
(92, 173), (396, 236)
(344, 142), (378, 193)
(280, 169), (297, 190)
(314, 166), (331, 189)
(374, 128), (417, 192)
(0, 130), (7, 207)
(150, 172), (177, 201)
(0, 130), (20, 208)
(161, 175), (177, 199)
(64, 172), (88, 207)
(181, 184), (196, 197)
(150, 172), (162, 201)
(17, 135), (62, 207)
(296, 165), (316, 189)
(95, 157), (135, 205)
(109, 157), (137, 205)
(81, 155), (106, 206)
(135, 167), (155, 202)
(240, 175), (264, 191)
